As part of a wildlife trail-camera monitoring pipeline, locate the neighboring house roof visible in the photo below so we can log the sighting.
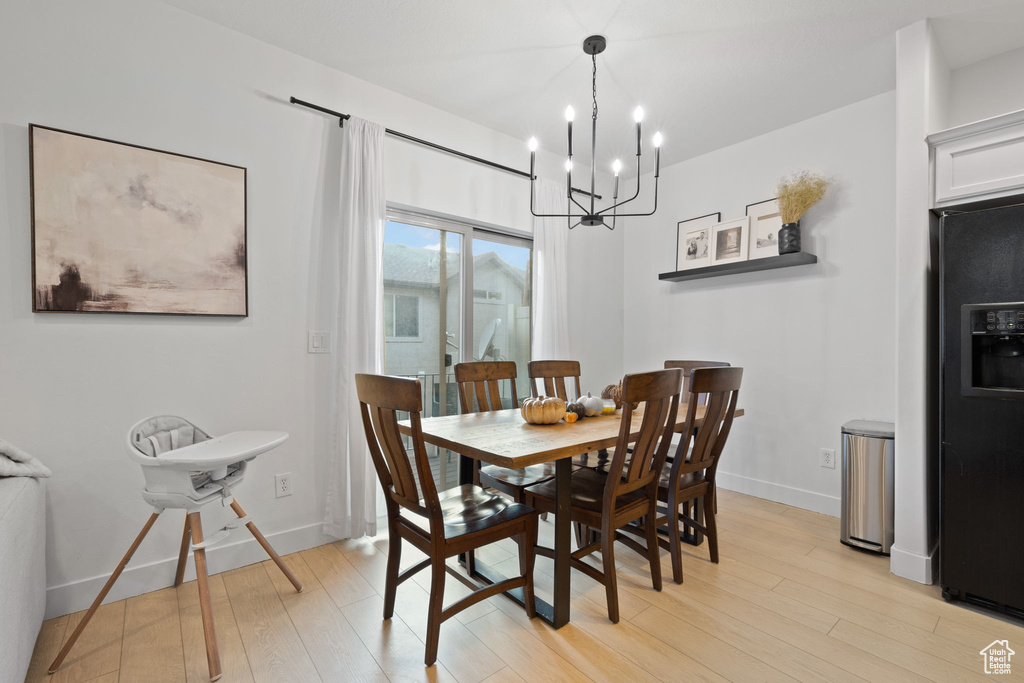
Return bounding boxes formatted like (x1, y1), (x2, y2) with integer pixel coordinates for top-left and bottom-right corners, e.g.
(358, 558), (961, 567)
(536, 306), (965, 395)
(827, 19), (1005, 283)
(383, 242), (526, 289)
(472, 250), (527, 289)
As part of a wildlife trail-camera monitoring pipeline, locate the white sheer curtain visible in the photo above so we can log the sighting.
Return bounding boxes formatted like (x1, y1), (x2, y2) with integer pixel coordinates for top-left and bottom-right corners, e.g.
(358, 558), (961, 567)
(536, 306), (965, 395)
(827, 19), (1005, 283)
(323, 117), (386, 539)
(531, 179), (571, 360)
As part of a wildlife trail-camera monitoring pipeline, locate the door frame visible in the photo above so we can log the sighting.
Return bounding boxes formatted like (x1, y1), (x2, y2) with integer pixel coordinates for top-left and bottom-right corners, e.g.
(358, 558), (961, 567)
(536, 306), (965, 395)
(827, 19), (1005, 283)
(385, 205), (533, 370)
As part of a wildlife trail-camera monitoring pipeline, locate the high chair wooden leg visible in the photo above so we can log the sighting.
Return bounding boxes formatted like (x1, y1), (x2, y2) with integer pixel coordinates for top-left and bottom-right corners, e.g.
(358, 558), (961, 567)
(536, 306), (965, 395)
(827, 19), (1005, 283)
(174, 515), (191, 587)
(49, 512), (161, 674)
(189, 512), (222, 681)
(229, 499), (303, 593)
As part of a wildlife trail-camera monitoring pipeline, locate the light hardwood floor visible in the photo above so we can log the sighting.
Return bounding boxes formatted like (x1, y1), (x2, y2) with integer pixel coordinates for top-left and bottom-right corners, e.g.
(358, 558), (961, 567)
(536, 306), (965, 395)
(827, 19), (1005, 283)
(26, 489), (1024, 682)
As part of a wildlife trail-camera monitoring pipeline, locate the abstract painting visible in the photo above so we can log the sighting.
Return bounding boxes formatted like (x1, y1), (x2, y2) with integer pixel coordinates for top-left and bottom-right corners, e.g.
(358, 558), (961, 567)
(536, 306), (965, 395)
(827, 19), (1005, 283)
(30, 125), (247, 315)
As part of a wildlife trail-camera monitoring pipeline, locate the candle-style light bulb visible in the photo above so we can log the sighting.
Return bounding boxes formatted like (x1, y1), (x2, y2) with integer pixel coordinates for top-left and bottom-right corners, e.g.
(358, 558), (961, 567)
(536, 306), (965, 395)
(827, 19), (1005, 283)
(634, 106), (643, 155)
(613, 159), (622, 176)
(566, 106), (574, 157)
(564, 159), (573, 172)
(528, 137), (538, 151)
(653, 132), (662, 177)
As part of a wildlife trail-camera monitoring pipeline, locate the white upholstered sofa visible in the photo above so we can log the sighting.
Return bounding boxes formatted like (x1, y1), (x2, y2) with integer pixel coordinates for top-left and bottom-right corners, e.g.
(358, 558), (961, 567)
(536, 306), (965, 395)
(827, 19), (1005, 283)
(0, 476), (47, 682)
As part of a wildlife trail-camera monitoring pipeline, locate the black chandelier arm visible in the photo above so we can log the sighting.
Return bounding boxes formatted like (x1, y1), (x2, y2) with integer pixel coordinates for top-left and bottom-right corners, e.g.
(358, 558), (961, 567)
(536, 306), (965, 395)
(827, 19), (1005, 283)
(529, 175), (603, 219)
(529, 208), (592, 218)
(599, 176), (659, 218)
(569, 193), (590, 214)
(565, 167), (591, 214)
(596, 154), (644, 217)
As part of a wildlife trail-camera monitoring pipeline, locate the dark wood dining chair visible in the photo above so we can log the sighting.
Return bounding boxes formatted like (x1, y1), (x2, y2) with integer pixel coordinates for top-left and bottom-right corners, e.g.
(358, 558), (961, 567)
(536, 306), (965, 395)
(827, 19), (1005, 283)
(653, 366), (741, 584)
(524, 368), (682, 623)
(528, 359), (594, 475)
(664, 360), (731, 406)
(454, 362), (557, 501)
(356, 373), (538, 666)
(663, 360), (732, 521)
(527, 360), (582, 402)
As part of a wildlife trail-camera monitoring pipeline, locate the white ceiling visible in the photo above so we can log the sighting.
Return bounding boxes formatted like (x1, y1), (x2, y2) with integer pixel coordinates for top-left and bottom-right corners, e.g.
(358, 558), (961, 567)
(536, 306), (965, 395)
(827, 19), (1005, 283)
(159, 0), (1023, 172)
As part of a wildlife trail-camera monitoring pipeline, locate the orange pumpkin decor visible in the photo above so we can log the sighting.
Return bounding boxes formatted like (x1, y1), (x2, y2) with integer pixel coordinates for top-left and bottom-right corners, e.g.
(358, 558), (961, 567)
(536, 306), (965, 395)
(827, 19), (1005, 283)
(520, 396), (567, 424)
(564, 411), (579, 424)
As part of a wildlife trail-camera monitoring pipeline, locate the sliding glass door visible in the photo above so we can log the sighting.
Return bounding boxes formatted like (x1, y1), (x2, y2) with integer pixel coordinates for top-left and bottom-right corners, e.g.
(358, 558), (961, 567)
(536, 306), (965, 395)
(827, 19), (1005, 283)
(471, 235), (532, 404)
(382, 210), (532, 488)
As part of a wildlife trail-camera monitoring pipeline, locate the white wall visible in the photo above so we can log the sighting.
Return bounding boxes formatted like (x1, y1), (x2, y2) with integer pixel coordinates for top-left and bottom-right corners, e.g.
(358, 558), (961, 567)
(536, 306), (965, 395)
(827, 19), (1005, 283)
(948, 45), (1024, 128)
(0, 0), (620, 617)
(622, 92), (897, 516)
(568, 225), (625, 393)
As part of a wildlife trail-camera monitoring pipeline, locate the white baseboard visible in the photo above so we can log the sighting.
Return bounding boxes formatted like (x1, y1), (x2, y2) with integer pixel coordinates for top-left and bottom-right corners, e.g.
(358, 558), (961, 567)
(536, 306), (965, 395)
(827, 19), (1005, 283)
(716, 470), (841, 517)
(889, 541), (939, 585)
(45, 522), (336, 620)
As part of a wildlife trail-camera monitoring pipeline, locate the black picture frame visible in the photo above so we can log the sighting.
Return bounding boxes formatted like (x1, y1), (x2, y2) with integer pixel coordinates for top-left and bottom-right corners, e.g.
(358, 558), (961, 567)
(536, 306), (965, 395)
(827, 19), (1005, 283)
(675, 212), (721, 271)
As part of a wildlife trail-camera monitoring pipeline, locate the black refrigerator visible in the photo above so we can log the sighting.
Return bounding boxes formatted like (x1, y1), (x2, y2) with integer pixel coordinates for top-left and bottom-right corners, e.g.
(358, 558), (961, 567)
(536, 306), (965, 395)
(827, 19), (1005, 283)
(941, 204), (1024, 618)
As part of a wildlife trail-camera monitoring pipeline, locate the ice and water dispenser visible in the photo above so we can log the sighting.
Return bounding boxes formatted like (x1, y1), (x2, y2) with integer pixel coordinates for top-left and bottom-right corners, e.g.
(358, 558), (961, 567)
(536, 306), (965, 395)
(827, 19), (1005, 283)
(961, 303), (1024, 398)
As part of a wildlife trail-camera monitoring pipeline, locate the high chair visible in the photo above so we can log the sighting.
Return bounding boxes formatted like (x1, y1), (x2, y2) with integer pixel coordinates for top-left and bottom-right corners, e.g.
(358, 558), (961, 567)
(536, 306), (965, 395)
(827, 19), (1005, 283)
(48, 416), (303, 681)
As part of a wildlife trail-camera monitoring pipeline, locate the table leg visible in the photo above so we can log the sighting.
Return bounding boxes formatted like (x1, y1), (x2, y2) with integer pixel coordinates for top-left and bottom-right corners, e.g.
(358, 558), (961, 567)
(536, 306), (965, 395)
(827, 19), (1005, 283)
(655, 497), (706, 546)
(454, 455), (572, 629)
(689, 496), (705, 545)
(459, 453), (473, 486)
(458, 454), (473, 566)
(552, 456), (571, 628)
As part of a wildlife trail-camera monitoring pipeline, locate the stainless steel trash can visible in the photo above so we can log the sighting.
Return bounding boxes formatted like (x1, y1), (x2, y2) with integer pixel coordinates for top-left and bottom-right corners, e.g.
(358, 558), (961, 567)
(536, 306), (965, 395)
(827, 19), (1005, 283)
(840, 420), (895, 554)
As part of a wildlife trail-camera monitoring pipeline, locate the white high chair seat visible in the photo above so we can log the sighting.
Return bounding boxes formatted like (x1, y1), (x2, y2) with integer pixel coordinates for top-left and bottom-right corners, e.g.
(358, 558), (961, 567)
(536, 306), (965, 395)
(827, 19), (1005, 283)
(127, 415), (287, 510)
(50, 415), (303, 682)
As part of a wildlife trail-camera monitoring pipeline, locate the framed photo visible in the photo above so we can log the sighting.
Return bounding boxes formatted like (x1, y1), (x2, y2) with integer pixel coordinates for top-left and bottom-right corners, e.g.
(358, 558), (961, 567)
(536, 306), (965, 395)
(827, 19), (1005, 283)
(675, 212), (720, 270)
(710, 216), (750, 266)
(746, 198), (783, 260)
(30, 125), (248, 316)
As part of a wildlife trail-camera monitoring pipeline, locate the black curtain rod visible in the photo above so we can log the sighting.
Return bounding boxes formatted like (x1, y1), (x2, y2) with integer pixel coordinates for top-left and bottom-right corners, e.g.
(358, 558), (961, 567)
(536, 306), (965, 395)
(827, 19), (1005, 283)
(289, 96), (601, 200)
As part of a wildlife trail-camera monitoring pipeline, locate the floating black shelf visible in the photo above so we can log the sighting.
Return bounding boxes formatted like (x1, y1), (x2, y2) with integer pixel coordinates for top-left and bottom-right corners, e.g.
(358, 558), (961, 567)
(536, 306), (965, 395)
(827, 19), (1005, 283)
(659, 251), (818, 282)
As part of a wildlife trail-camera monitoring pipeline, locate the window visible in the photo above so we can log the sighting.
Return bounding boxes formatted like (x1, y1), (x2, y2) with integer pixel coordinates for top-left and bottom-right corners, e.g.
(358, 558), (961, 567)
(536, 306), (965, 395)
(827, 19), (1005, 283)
(473, 289), (503, 301)
(384, 293), (420, 340)
(382, 209), (532, 489)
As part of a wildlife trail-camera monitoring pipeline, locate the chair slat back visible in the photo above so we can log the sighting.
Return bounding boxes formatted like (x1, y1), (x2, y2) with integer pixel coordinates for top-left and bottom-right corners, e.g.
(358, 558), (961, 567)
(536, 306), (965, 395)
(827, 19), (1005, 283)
(356, 373), (439, 517)
(454, 361), (518, 413)
(528, 360), (581, 401)
(671, 366), (742, 479)
(664, 360), (731, 405)
(603, 369), (682, 504)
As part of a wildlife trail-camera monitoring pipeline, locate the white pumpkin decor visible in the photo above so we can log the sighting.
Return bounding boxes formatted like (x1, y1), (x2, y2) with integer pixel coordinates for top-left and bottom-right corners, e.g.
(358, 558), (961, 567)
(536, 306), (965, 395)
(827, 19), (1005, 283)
(578, 392), (604, 417)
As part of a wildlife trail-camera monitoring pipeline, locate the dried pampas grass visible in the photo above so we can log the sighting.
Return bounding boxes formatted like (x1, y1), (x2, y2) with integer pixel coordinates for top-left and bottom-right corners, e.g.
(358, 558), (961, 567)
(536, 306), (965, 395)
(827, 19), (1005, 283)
(777, 171), (829, 224)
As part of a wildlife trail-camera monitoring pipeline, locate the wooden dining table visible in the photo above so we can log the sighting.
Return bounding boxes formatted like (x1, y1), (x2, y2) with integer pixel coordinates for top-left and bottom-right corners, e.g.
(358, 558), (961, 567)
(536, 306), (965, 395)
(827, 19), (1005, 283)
(398, 403), (743, 628)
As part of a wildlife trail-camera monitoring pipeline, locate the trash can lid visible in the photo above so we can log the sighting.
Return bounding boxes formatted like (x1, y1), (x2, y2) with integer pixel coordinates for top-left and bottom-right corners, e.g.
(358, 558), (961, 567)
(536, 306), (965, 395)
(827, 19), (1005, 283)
(842, 420), (894, 439)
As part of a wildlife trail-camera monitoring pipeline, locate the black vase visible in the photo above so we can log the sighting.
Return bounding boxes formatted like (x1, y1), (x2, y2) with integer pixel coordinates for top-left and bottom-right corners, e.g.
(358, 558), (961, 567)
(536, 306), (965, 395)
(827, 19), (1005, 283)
(778, 222), (801, 255)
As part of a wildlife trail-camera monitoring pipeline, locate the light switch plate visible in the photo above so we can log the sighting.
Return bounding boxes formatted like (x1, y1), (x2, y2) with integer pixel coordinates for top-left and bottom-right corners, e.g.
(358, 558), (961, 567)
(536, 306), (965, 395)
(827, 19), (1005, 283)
(308, 331), (331, 353)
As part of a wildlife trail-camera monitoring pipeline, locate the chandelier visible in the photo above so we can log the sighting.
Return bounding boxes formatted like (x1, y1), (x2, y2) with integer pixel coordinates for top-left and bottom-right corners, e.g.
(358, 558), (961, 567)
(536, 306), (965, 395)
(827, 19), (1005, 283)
(529, 35), (661, 230)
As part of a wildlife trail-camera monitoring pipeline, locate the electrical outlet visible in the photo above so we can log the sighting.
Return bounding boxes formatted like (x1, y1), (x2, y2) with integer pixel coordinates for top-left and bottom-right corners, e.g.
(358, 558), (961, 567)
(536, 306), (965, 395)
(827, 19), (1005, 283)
(275, 473), (292, 497)
(820, 448), (836, 469)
